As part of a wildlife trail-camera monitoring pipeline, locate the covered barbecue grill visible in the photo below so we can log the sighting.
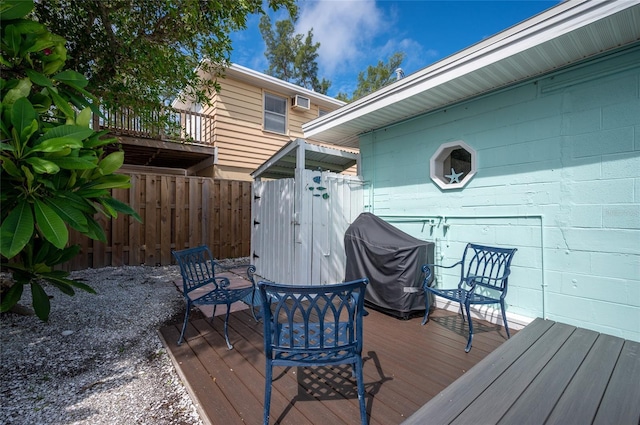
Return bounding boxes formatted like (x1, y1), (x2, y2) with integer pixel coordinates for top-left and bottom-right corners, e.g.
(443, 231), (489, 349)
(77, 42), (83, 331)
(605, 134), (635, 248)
(344, 213), (434, 319)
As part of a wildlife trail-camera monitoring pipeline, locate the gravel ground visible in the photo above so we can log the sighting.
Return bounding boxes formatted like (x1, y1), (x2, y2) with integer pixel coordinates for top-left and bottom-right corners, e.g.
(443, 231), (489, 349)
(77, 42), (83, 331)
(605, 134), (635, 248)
(0, 259), (247, 425)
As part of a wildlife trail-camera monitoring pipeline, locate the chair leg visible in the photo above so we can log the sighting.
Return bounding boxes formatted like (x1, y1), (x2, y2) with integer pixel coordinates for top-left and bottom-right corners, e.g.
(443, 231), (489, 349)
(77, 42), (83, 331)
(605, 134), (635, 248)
(178, 300), (191, 345)
(500, 300), (511, 339)
(223, 304), (233, 350)
(355, 358), (368, 425)
(464, 301), (473, 353)
(421, 290), (431, 325)
(264, 362), (273, 425)
(250, 288), (261, 322)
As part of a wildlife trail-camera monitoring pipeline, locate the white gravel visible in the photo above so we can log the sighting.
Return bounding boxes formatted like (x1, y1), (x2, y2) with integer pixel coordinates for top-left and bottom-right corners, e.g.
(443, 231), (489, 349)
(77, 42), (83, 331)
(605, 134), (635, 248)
(0, 264), (214, 425)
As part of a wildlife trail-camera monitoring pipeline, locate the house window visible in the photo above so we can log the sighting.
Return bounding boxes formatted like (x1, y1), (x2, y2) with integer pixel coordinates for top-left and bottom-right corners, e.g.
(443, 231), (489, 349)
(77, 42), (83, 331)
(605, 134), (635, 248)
(264, 92), (287, 134)
(319, 108), (329, 117)
(430, 141), (476, 190)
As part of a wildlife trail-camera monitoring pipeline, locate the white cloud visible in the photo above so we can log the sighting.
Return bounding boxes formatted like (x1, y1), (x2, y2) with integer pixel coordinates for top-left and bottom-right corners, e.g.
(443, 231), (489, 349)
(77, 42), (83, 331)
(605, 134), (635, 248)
(296, 0), (386, 76)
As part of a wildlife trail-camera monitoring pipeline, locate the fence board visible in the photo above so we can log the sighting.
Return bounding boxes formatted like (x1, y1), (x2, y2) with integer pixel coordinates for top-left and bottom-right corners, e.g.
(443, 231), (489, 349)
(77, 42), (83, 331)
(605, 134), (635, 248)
(63, 173), (251, 271)
(159, 176), (172, 264)
(174, 176), (186, 252)
(145, 175), (157, 265)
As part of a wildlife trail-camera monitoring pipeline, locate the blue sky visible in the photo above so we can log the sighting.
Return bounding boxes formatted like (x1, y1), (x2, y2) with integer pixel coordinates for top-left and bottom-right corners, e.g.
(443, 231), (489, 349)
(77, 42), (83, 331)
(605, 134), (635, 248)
(230, 1), (559, 98)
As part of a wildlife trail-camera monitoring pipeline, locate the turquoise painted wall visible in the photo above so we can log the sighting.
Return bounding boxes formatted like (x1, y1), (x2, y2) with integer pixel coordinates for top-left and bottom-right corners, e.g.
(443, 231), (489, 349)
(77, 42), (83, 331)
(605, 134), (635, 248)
(360, 45), (640, 341)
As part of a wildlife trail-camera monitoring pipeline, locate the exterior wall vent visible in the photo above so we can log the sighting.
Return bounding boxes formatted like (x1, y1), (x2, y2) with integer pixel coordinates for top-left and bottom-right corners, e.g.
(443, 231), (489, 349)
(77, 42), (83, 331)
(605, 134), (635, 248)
(292, 95), (310, 110)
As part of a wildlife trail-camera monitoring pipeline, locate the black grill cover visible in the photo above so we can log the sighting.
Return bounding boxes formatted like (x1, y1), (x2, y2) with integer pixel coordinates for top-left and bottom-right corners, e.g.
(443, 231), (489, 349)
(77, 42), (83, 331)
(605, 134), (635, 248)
(344, 213), (434, 319)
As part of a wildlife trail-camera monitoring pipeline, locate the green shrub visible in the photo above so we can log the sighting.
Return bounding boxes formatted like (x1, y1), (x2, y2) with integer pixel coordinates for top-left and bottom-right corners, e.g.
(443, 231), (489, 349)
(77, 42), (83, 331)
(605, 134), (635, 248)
(1, 0), (141, 320)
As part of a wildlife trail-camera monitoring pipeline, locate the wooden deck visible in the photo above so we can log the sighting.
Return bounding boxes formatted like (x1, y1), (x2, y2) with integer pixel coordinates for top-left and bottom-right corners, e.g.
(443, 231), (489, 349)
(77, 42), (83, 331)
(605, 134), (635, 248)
(159, 297), (513, 425)
(403, 318), (640, 425)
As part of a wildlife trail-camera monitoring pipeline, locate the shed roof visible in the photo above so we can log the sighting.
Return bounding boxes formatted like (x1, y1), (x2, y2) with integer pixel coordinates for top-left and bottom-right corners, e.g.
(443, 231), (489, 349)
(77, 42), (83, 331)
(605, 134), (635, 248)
(251, 139), (358, 180)
(302, 0), (640, 148)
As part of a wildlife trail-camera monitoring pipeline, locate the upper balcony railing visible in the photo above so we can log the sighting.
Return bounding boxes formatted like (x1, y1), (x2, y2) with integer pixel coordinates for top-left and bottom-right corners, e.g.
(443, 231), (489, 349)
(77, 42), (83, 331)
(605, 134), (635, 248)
(96, 106), (213, 145)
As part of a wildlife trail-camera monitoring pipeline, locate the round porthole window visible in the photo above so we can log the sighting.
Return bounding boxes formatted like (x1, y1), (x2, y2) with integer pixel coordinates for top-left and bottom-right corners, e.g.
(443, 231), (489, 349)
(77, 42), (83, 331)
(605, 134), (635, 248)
(430, 141), (476, 190)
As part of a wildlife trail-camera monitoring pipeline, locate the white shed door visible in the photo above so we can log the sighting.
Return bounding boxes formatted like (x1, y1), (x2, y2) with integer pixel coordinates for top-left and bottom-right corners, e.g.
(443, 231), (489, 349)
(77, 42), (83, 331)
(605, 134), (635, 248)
(251, 178), (295, 283)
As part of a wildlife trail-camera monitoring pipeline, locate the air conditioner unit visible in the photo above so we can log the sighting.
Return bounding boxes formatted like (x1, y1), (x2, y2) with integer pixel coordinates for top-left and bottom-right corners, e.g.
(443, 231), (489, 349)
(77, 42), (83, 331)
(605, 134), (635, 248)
(292, 95), (310, 110)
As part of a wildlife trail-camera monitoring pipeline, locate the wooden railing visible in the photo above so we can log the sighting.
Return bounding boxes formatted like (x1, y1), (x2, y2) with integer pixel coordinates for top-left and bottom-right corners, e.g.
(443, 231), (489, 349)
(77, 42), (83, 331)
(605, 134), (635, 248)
(63, 174), (252, 271)
(96, 106), (213, 144)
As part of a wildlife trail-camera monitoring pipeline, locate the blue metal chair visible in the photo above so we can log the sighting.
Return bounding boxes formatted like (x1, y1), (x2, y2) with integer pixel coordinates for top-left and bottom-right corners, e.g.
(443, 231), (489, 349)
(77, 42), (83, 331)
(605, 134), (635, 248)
(172, 245), (257, 349)
(422, 243), (517, 352)
(259, 278), (369, 425)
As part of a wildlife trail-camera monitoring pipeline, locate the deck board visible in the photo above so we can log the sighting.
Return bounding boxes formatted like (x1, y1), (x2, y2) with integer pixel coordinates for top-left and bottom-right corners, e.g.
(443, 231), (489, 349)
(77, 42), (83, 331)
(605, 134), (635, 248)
(402, 318), (640, 425)
(159, 305), (512, 425)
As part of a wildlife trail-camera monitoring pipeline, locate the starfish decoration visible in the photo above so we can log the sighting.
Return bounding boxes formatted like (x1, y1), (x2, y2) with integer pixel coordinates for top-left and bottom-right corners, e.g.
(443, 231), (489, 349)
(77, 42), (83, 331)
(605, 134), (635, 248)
(445, 168), (464, 184)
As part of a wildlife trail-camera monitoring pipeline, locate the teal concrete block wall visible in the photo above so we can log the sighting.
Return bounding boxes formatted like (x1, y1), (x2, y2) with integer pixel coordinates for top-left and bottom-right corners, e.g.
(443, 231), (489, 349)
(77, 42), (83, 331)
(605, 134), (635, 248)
(360, 46), (640, 341)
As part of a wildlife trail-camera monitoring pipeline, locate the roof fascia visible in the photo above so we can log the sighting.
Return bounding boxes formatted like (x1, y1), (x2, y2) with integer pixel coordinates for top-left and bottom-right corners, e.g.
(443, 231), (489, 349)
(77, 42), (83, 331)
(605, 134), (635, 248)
(303, 0), (632, 138)
(226, 64), (346, 108)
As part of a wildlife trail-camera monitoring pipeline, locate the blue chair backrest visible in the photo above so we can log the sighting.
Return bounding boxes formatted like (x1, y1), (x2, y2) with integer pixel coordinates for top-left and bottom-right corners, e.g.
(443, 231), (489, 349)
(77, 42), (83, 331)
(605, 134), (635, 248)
(259, 279), (368, 362)
(461, 243), (517, 293)
(172, 246), (219, 294)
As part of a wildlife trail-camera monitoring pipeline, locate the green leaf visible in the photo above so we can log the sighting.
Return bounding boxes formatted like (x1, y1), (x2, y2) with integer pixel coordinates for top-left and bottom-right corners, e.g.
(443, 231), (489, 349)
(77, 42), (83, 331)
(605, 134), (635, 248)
(0, 199), (34, 259)
(32, 239), (53, 265)
(29, 92), (52, 111)
(11, 97), (37, 138)
(4, 24), (21, 57)
(28, 136), (84, 153)
(33, 198), (68, 249)
(52, 70), (89, 88)
(65, 277), (96, 294)
(45, 244), (80, 266)
(47, 156), (96, 170)
(57, 191), (97, 214)
(0, 1), (35, 20)
(31, 281), (51, 321)
(0, 282), (23, 313)
(4, 18), (44, 35)
(82, 130), (116, 149)
(35, 124), (94, 143)
(45, 198), (88, 233)
(101, 197), (142, 222)
(19, 119), (39, 145)
(25, 157), (60, 174)
(85, 216), (107, 243)
(42, 272), (96, 294)
(76, 107), (92, 127)
(41, 275), (75, 296)
(25, 69), (53, 88)
(85, 174), (131, 190)
(98, 151), (124, 176)
(1, 156), (22, 177)
(2, 78), (32, 107)
(46, 87), (75, 119)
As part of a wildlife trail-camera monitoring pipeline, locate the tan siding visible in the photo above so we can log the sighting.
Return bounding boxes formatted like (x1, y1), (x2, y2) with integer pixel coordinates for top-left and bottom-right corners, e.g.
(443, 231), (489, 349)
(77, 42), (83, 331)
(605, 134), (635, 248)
(208, 75), (344, 179)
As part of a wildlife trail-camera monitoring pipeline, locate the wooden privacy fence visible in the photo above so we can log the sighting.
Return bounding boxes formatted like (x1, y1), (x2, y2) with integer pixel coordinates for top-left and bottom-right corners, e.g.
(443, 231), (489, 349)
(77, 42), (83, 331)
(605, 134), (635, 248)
(63, 173), (251, 271)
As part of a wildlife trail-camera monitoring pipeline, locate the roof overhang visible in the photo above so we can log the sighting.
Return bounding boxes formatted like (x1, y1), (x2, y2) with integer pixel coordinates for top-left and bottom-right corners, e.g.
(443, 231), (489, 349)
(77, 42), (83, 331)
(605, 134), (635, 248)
(251, 139), (358, 180)
(200, 63), (346, 112)
(303, 0), (640, 148)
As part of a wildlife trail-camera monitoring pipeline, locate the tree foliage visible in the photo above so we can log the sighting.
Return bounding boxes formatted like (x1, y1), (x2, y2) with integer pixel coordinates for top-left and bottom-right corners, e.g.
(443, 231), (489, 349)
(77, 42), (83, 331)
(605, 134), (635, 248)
(259, 15), (330, 94)
(0, 0), (141, 320)
(337, 52), (406, 102)
(32, 0), (296, 118)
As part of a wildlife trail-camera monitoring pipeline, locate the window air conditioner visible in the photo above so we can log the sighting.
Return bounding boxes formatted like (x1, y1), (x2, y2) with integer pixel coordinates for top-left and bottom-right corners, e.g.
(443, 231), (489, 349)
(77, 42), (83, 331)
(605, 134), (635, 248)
(292, 95), (310, 110)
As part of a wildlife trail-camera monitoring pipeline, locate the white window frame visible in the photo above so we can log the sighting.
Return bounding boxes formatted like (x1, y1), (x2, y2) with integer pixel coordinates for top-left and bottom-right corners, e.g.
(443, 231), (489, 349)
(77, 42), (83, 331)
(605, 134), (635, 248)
(263, 92), (287, 134)
(430, 140), (477, 190)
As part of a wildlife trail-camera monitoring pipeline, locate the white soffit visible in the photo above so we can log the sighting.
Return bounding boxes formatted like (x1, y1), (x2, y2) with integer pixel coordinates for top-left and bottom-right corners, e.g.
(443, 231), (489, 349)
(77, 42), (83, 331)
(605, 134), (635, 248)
(303, 0), (640, 148)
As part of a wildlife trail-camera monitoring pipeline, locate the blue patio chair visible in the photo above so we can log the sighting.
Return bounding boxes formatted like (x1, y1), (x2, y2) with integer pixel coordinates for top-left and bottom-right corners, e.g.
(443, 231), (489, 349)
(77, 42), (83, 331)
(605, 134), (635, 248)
(422, 243), (517, 352)
(172, 245), (257, 349)
(259, 278), (369, 425)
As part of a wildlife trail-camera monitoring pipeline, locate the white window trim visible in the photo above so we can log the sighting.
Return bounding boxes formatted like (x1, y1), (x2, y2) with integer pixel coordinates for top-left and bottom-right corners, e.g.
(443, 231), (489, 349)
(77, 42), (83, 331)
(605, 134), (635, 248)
(430, 140), (477, 190)
(263, 91), (288, 135)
